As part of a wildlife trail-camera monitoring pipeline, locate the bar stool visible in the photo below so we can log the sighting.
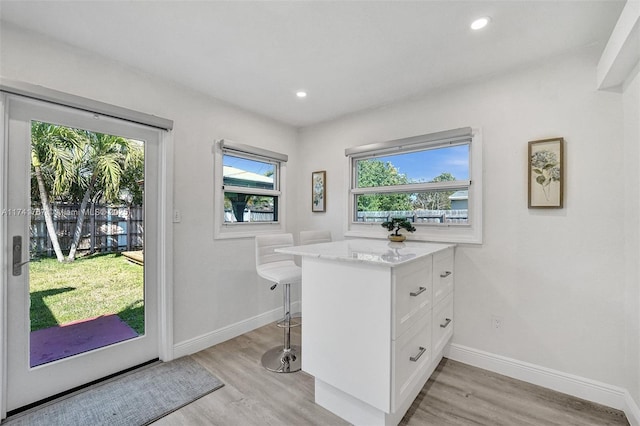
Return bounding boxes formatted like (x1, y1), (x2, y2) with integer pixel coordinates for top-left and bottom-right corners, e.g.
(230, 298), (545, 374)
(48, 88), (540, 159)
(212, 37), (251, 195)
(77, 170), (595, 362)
(255, 233), (302, 373)
(299, 229), (332, 246)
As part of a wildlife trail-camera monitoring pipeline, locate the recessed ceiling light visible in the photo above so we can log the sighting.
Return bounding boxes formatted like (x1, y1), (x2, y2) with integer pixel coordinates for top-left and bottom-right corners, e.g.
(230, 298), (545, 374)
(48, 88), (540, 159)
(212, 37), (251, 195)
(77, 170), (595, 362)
(470, 17), (490, 30)
(296, 91), (307, 98)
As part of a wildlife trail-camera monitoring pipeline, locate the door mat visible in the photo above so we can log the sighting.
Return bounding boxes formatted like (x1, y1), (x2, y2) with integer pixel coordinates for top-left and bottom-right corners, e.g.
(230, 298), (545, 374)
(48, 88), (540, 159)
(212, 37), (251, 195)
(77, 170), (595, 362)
(4, 357), (224, 425)
(30, 314), (139, 367)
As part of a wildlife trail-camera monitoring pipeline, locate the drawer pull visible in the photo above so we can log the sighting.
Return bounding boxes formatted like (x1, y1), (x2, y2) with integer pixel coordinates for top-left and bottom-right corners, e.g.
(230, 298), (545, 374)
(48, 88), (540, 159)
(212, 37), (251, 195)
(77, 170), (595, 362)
(440, 318), (452, 328)
(409, 346), (426, 362)
(440, 271), (452, 278)
(410, 286), (426, 297)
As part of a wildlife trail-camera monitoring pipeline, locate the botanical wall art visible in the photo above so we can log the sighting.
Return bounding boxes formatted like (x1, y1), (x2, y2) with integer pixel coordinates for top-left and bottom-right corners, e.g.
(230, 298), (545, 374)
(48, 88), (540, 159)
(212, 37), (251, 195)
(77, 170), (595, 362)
(528, 137), (564, 208)
(312, 170), (326, 212)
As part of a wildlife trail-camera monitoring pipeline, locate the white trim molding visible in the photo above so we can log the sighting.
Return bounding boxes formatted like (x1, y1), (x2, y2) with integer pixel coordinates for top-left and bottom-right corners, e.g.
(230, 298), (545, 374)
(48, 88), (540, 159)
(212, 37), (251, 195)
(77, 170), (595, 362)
(447, 343), (639, 425)
(173, 301), (300, 359)
(597, 0), (640, 91)
(158, 130), (174, 362)
(625, 390), (640, 426)
(0, 93), (8, 419)
(0, 78), (173, 130)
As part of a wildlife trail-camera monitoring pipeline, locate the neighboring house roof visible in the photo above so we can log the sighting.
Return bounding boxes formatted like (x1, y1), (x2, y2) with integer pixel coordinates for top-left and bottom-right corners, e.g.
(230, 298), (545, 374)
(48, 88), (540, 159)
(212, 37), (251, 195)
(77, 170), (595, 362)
(223, 166), (273, 189)
(448, 190), (468, 201)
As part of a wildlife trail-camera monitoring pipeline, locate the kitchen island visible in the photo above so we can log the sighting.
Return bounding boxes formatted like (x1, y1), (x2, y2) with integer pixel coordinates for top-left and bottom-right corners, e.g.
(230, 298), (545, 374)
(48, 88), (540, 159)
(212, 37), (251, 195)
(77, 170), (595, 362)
(277, 239), (455, 426)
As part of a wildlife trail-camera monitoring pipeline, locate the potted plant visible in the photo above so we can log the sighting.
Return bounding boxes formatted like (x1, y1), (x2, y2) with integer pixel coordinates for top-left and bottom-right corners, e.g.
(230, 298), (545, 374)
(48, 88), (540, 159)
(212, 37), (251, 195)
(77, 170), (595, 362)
(381, 218), (416, 242)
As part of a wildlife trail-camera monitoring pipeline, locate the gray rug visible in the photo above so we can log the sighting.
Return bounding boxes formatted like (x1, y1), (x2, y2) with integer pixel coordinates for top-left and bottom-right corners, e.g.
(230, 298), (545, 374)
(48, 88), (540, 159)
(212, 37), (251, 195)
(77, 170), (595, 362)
(4, 357), (224, 425)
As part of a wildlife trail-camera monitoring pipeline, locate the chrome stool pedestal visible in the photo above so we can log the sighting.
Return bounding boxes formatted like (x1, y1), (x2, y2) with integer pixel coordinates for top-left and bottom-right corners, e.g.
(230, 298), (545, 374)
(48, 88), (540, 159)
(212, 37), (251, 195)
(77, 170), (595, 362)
(261, 282), (301, 373)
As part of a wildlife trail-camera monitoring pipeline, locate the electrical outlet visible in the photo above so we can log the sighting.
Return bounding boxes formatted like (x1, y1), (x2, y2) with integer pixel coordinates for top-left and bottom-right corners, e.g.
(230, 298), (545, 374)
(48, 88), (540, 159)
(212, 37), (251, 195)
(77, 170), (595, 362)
(173, 209), (182, 223)
(491, 315), (503, 330)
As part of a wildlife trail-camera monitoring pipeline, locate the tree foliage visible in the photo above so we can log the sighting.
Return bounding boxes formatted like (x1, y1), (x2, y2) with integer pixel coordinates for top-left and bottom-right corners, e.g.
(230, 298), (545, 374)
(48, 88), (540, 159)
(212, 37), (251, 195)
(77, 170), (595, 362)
(30, 122), (83, 203)
(356, 159), (412, 211)
(412, 172), (456, 210)
(356, 160), (458, 212)
(30, 122), (84, 262)
(30, 121), (145, 261)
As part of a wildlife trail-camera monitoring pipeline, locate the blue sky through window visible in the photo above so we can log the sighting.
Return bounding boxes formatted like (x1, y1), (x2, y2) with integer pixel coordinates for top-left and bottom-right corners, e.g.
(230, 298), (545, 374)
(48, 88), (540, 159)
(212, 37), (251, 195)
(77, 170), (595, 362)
(375, 144), (469, 182)
(223, 155), (275, 177)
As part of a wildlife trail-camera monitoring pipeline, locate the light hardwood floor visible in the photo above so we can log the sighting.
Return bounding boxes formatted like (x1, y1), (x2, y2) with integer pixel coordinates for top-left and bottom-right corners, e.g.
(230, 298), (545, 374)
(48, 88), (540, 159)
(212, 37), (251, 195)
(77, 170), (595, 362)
(154, 322), (629, 426)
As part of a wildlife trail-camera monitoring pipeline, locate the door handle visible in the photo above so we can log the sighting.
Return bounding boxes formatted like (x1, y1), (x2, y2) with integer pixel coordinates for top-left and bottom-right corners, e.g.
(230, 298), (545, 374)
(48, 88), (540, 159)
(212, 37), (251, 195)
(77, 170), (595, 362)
(12, 236), (29, 276)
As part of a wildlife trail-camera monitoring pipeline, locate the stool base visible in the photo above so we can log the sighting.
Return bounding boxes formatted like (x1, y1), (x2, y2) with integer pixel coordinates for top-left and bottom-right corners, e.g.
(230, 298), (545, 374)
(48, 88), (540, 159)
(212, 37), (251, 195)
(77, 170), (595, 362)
(261, 345), (301, 373)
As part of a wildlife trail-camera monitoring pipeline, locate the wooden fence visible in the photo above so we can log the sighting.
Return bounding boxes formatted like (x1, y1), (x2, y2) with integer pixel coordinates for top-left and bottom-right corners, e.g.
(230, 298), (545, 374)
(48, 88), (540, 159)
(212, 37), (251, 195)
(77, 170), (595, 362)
(224, 209), (275, 222)
(30, 203), (143, 257)
(356, 209), (468, 224)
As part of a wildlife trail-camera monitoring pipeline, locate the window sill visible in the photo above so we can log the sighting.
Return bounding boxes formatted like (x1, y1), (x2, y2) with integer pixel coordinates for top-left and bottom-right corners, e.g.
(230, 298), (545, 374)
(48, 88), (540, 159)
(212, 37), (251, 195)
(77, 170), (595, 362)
(214, 222), (284, 240)
(345, 223), (482, 245)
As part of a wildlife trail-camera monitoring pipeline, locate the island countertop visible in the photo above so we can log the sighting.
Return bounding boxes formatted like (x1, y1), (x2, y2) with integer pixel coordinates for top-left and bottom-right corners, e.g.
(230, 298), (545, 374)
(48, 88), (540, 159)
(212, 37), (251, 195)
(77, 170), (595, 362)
(276, 238), (454, 267)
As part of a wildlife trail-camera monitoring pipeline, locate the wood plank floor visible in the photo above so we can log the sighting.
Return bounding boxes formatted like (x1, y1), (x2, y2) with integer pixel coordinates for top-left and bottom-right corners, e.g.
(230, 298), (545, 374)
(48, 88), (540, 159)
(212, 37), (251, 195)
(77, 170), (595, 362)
(154, 322), (629, 425)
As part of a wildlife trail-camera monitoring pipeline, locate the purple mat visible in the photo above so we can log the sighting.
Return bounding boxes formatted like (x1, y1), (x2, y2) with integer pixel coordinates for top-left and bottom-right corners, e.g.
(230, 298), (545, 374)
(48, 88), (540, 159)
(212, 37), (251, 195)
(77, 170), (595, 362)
(30, 314), (139, 367)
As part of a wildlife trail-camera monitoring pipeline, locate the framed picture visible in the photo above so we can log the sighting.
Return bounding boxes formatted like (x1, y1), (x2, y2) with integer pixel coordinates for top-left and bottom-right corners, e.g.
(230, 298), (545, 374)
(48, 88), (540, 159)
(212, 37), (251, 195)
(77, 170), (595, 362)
(528, 137), (564, 208)
(312, 171), (326, 212)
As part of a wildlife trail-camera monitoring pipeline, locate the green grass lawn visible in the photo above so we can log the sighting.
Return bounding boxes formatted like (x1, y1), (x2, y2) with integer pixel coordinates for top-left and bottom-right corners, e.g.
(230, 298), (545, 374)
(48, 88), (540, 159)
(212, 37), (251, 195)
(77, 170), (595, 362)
(29, 253), (144, 334)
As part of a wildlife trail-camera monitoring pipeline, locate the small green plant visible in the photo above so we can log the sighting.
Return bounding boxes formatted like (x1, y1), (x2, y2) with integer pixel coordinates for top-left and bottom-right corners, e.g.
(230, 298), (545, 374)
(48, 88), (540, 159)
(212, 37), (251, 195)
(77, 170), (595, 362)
(381, 218), (416, 237)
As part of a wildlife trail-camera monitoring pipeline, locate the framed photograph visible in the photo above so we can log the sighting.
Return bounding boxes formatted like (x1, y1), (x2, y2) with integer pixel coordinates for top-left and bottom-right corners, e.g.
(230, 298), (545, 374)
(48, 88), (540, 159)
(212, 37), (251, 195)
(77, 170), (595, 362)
(312, 170), (326, 212)
(528, 137), (564, 208)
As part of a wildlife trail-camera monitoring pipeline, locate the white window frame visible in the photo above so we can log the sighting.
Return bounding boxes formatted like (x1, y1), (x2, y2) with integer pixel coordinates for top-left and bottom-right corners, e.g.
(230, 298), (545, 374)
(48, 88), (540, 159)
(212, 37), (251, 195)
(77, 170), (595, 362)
(213, 139), (287, 239)
(345, 127), (483, 244)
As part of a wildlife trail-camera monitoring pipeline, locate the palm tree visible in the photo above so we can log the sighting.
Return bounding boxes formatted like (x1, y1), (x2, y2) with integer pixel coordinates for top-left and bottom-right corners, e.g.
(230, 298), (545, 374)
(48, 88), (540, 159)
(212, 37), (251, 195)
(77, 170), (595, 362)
(30, 122), (82, 262)
(67, 132), (144, 261)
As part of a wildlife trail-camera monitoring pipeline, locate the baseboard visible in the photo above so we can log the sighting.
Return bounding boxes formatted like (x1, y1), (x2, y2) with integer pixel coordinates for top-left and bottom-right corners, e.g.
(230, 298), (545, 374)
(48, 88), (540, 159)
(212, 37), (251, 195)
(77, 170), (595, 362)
(625, 390), (640, 426)
(173, 301), (301, 359)
(446, 343), (629, 413)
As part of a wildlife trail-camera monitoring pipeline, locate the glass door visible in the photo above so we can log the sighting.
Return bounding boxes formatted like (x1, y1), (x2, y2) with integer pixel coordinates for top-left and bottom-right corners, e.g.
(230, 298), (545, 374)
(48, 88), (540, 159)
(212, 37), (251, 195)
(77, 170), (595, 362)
(4, 94), (159, 412)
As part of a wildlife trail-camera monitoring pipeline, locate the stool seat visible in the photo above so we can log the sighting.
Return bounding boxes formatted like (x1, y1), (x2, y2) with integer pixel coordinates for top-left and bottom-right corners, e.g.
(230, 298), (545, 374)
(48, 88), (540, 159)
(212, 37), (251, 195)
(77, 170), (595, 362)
(257, 260), (301, 285)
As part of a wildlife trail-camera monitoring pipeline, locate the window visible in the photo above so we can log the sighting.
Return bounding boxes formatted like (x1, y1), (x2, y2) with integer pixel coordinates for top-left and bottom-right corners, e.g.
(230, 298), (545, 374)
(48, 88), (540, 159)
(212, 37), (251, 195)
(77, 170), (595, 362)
(346, 127), (483, 244)
(223, 154), (279, 223)
(214, 139), (287, 239)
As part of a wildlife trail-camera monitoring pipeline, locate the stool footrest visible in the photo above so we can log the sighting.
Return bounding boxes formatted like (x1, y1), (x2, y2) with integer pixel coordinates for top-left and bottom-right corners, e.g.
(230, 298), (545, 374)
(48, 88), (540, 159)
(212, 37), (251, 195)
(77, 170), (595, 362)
(277, 320), (301, 328)
(277, 313), (301, 328)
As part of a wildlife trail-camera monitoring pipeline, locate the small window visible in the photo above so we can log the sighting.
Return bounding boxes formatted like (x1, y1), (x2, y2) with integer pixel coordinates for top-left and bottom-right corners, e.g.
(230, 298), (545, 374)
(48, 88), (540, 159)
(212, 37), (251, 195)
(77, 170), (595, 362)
(346, 128), (482, 244)
(214, 140), (287, 239)
(223, 154), (278, 223)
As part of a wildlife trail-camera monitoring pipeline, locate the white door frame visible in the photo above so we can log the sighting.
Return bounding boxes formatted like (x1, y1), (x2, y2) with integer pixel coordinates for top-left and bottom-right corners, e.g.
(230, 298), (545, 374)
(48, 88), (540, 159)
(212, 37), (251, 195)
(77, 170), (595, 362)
(0, 90), (174, 418)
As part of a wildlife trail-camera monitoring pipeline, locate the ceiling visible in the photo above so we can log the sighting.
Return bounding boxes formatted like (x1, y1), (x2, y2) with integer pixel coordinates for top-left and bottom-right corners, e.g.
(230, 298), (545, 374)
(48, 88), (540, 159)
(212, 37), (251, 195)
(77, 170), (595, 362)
(0, 1), (626, 127)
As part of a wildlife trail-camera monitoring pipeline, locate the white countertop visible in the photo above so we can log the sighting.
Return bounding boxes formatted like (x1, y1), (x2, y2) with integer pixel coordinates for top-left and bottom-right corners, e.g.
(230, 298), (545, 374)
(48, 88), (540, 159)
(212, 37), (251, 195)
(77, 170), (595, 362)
(277, 238), (454, 266)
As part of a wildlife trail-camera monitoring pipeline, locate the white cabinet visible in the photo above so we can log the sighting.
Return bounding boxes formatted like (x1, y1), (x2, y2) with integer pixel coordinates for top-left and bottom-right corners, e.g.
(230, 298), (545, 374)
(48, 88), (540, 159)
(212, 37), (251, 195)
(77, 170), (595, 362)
(432, 292), (454, 356)
(284, 240), (455, 426)
(392, 259), (432, 340)
(391, 312), (432, 411)
(391, 246), (454, 415)
(433, 246), (454, 306)
(432, 247), (455, 355)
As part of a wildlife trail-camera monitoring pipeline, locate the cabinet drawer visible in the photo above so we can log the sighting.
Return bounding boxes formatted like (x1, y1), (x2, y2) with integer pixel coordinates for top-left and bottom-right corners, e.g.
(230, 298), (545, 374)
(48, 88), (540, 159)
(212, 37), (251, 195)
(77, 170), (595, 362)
(432, 248), (454, 306)
(432, 293), (454, 356)
(393, 259), (432, 340)
(392, 314), (432, 411)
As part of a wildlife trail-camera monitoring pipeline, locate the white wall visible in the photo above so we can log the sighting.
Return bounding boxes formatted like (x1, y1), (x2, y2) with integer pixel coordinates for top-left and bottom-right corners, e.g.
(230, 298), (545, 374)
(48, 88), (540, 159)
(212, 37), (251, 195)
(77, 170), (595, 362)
(623, 67), (640, 407)
(298, 45), (629, 389)
(0, 24), (300, 347)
